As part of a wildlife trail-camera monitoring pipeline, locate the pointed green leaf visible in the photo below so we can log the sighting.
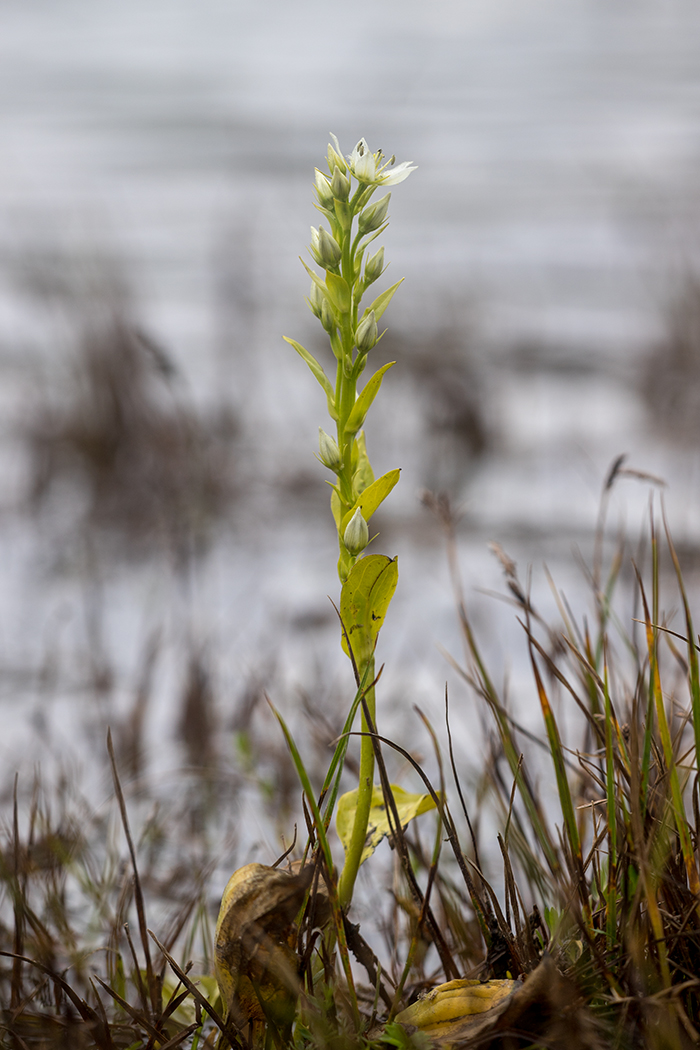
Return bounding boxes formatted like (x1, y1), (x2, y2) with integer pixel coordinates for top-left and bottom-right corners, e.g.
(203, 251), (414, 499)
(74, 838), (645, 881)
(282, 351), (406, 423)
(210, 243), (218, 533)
(333, 199), (352, 231)
(341, 469), (400, 535)
(340, 553), (398, 662)
(283, 337), (338, 421)
(345, 362), (395, 435)
(330, 486), (341, 529)
(359, 224), (388, 253)
(361, 279), (404, 323)
(325, 271), (351, 313)
(299, 257), (329, 297)
(353, 430), (375, 495)
(337, 785), (438, 864)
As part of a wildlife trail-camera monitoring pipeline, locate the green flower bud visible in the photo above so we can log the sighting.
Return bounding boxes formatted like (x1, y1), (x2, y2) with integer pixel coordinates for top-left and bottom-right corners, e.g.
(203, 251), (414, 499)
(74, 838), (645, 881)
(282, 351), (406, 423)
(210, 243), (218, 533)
(358, 193), (391, 235)
(309, 226), (323, 266)
(355, 310), (377, 355)
(330, 167), (350, 202)
(307, 280), (324, 319)
(320, 297), (336, 334)
(364, 246), (384, 285)
(327, 133), (347, 175)
(314, 169), (334, 208)
(343, 508), (369, 556)
(310, 225), (341, 270)
(318, 428), (342, 471)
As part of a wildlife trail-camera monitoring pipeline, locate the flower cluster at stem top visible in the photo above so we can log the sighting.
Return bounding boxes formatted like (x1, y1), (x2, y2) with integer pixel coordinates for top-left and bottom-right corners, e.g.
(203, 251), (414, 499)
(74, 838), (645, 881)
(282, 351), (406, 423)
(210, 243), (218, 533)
(286, 134), (415, 582)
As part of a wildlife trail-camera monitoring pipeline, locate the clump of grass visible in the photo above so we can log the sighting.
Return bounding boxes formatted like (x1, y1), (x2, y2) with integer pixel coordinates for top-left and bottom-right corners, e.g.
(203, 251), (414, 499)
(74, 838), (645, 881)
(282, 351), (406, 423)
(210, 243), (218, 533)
(425, 476), (700, 1047)
(5, 471), (700, 1048)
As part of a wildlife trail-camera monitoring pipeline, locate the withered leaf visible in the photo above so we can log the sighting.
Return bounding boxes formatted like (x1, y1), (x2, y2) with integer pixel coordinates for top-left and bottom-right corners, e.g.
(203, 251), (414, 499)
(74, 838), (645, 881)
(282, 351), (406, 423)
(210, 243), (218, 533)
(215, 862), (313, 1034)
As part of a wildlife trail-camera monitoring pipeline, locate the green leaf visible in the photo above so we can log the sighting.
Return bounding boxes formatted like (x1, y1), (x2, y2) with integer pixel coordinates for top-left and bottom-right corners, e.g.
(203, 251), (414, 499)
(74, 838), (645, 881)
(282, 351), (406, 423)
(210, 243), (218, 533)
(299, 257), (329, 297)
(162, 973), (221, 1026)
(337, 784), (437, 864)
(325, 271), (351, 313)
(333, 199), (352, 231)
(362, 279), (404, 323)
(359, 224), (388, 253)
(345, 361), (395, 435)
(341, 469), (400, 535)
(283, 337), (338, 421)
(340, 554), (398, 663)
(330, 486), (341, 529)
(353, 430), (375, 495)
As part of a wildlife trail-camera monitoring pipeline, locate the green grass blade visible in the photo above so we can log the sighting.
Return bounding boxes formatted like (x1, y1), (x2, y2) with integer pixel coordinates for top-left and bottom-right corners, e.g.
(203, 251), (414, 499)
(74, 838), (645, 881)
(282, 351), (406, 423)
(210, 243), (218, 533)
(269, 702), (360, 1027)
(664, 512), (700, 771)
(528, 646), (583, 892)
(603, 651), (617, 953)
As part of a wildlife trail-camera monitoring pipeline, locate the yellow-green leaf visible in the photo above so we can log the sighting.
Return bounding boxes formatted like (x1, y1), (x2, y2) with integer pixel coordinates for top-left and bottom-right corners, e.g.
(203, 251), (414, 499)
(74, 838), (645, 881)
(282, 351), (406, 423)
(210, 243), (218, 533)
(325, 271), (351, 313)
(353, 430), (375, 495)
(340, 554), (398, 663)
(330, 486), (341, 529)
(341, 469), (400, 535)
(346, 362), (395, 435)
(162, 974), (221, 1026)
(337, 785), (438, 864)
(283, 337), (338, 421)
(361, 279), (404, 323)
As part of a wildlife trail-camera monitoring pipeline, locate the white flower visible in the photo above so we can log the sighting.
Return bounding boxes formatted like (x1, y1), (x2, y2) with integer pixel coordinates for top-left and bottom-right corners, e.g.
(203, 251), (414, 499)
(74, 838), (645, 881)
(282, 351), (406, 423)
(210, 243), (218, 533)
(348, 137), (416, 186)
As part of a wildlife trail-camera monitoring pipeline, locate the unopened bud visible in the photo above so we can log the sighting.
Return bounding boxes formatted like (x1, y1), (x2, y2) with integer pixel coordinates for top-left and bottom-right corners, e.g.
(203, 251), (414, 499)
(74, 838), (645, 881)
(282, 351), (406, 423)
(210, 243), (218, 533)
(314, 226), (341, 269)
(358, 194), (390, 235)
(343, 508), (369, 555)
(364, 246), (384, 285)
(309, 226), (323, 266)
(355, 311), (378, 355)
(318, 428), (342, 471)
(314, 169), (334, 208)
(320, 297), (336, 334)
(330, 167), (350, 201)
(308, 280), (324, 319)
(327, 134), (347, 175)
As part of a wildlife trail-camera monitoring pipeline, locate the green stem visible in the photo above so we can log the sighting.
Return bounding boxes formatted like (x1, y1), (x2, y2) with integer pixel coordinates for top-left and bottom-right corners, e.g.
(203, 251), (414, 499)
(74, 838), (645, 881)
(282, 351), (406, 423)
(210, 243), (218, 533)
(333, 177), (380, 911)
(337, 654), (375, 910)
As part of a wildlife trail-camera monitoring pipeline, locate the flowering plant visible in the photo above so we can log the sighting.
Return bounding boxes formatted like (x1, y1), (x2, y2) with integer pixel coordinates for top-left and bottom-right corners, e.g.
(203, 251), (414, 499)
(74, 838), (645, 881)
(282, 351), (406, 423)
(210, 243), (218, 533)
(284, 135), (416, 909)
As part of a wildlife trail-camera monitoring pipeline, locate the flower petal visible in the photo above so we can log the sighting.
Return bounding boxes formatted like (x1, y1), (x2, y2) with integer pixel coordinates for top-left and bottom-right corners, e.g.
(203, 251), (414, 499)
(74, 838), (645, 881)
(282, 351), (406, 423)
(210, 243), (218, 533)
(377, 161), (417, 186)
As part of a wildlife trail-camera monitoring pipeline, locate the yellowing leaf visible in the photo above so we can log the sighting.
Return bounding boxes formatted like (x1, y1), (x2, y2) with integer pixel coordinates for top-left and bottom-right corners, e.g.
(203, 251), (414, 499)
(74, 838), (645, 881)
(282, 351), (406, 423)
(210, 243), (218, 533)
(337, 785), (438, 864)
(396, 978), (518, 1034)
(215, 862), (312, 1031)
(339, 554), (398, 664)
(161, 974), (221, 1026)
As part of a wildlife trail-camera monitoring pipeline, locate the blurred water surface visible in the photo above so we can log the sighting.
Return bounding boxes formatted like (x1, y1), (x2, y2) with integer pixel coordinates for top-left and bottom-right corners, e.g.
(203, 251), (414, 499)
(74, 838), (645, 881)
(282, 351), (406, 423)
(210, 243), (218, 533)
(1, 0), (700, 858)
